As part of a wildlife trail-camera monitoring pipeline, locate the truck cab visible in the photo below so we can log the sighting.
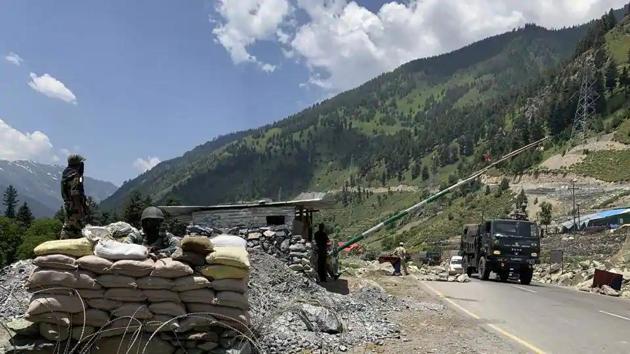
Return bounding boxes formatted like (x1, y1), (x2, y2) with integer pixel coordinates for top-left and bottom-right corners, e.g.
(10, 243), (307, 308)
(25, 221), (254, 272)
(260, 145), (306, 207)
(461, 219), (541, 285)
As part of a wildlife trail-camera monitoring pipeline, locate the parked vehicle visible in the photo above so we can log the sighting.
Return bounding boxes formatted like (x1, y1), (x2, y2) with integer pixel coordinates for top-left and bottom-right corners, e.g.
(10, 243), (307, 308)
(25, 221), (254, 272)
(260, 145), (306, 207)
(448, 255), (464, 275)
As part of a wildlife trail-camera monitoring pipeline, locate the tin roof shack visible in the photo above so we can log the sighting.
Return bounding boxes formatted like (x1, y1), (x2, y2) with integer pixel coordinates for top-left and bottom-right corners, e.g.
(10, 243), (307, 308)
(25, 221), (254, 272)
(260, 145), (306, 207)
(159, 193), (333, 240)
(561, 207), (630, 232)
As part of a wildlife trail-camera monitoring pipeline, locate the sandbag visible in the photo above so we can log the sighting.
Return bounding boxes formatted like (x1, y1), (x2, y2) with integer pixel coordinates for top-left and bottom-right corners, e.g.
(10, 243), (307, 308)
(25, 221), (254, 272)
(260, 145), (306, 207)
(91, 332), (174, 353)
(27, 269), (100, 290)
(177, 316), (217, 333)
(25, 312), (71, 326)
(99, 318), (142, 338)
(76, 255), (112, 274)
(71, 326), (95, 341)
(78, 289), (105, 299)
(151, 258), (193, 278)
(172, 248), (206, 266)
(172, 276), (211, 292)
(111, 303), (153, 320)
(33, 254), (77, 270)
(82, 225), (113, 242)
(185, 304), (249, 326)
(27, 294), (85, 315)
(110, 259), (155, 277)
(105, 221), (138, 239)
(181, 236), (213, 255)
(179, 289), (215, 304)
(211, 278), (248, 293)
(39, 322), (69, 341)
(149, 302), (186, 317)
(71, 309), (110, 327)
(144, 315), (180, 333)
(94, 239), (148, 260)
(205, 247), (250, 269)
(87, 298), (122, 311)
(185, 331), (219, 342)
(198, 342), (219, 351)
(199, 265), (249, 280)
(105, 288), (147, 302)
(209, 234), (246, 248)
(214, 291), (249, 310)
(96, 274), (137, 288)
(143, 289), (180, 303)
(34, 238), (93, 257)
(137, 276), (174, 290)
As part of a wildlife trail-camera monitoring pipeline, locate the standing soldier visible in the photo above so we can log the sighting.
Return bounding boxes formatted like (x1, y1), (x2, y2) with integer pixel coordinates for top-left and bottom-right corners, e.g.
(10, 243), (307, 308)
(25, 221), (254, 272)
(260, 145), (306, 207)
(393, 242), (409, 276)
(60, 154), (88, 239)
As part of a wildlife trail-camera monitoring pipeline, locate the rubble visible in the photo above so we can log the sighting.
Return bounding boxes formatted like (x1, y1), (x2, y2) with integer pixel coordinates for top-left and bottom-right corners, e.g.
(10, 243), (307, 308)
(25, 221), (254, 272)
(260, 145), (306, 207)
(534, 260), (630, 298)
(0, 260), (36, 320)
(248, 250), (403, 353)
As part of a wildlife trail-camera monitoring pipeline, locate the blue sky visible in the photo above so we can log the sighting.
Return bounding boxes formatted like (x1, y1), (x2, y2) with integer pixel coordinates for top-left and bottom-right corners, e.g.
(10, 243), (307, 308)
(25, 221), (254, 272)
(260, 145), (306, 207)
(0, 0), (626, 185)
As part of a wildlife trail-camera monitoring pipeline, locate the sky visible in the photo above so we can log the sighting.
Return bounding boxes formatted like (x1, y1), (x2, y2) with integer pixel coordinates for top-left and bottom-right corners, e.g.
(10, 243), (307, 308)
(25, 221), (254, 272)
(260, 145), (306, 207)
(0, 0), (626, 185)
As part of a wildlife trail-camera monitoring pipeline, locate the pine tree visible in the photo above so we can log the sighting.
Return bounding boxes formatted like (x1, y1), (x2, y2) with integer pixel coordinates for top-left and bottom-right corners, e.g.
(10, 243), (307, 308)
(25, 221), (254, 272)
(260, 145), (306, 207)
(16, 202), (34, 228)
(3, 185), (19, 218)
(123, 191), (145, 228)
(605, 9), (617, 30)
(620, 67), (630, 93)
(605, 61), (618, 92)
(538, 202), (553, 230)
(421, 165), (430, 181)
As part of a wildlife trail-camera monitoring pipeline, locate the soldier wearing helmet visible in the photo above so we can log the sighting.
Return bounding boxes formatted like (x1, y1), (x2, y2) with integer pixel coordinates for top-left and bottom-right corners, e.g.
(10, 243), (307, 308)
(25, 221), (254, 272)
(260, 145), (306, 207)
(60, 154), (87, 239)
(126, 206), (179, 258)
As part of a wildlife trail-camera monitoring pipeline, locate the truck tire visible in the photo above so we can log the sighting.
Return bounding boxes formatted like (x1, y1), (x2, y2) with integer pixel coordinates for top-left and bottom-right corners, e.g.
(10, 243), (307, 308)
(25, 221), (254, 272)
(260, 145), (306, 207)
(520, 270), (533, 285)
(478, 257), (490, 280)
(466, 267), (473, 277)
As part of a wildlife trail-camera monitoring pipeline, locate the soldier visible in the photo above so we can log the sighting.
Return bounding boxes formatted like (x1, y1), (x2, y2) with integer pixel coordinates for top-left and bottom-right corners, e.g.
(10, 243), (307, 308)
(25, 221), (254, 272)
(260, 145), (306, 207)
(127, 206), (179, 259)
(60, 154), (87, 239)
(392, 242), (409, 276)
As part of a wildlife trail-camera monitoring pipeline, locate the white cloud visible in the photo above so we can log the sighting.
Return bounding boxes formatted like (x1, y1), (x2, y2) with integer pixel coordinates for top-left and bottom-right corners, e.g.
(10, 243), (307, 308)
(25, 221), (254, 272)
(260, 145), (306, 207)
(211, 0), (291, 70)
(28, 72), (77, 104)
(5, 52), (23, 66)
(133, 156), (161, 173)
(211, 0), (627, 91)
(0, 118), (58, 163)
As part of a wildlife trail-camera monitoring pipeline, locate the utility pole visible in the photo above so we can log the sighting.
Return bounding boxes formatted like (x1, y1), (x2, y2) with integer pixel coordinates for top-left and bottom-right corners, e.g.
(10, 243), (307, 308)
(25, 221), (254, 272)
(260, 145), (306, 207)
(572, 57), (599, 142)
(571, 179), (577, 233)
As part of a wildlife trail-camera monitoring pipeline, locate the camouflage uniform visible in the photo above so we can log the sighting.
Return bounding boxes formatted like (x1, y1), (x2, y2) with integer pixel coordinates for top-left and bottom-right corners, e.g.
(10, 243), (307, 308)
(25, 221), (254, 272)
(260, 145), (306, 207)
(126, 230), (179, 257)
(60, 155), (87, 239)
(393, 244), (409, 275)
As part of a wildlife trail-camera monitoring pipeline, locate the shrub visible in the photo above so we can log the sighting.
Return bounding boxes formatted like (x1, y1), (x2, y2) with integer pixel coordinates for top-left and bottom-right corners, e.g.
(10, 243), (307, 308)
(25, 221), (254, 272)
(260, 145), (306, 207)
(17, 219), (62, 260)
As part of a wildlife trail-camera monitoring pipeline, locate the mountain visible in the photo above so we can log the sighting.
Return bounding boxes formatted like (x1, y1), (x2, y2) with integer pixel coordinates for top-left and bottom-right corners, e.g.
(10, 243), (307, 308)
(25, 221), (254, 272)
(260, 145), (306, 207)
(0, 160), (118, 217)
(102, 9), (625, 212)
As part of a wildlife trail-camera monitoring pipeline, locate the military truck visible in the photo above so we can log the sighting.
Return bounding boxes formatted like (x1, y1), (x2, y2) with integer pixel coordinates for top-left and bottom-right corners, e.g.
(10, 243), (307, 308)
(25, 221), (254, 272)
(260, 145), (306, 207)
(460, 219), (541, 285)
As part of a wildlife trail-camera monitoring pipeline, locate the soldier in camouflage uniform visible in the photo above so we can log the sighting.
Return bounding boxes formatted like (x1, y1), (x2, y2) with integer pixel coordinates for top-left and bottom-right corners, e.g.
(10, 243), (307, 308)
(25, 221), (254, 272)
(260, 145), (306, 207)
(60, 154), (88, 239)
(127, 206), (179, 258)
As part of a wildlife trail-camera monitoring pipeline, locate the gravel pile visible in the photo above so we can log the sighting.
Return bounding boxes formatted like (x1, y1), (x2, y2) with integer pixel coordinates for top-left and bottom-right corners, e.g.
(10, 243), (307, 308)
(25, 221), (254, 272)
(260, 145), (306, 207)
(248, 250), (402, 353)
(0, 260), (35, 320)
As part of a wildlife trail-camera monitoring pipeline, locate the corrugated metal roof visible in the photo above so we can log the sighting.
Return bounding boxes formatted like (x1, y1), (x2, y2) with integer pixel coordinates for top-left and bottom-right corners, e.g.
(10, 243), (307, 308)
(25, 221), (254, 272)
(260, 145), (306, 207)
(561, 207), (630, 229)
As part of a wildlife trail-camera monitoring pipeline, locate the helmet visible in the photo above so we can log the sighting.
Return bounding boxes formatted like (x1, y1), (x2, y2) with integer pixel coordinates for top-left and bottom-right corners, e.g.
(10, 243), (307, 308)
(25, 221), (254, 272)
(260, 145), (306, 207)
(141, 206), (164, 221)
(67, 154), (86, 166)
(399, 242), (404, 246)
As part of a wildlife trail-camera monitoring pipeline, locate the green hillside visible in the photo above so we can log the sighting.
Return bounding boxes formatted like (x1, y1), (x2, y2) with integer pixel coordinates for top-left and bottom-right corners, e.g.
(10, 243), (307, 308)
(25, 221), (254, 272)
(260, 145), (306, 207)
(103, 10), (630, 253)
(102, 23), (587, 209)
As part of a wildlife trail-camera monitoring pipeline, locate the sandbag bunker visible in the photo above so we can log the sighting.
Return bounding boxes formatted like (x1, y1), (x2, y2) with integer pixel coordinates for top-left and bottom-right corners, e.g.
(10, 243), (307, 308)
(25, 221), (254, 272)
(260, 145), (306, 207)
(22, 234), (252, 353)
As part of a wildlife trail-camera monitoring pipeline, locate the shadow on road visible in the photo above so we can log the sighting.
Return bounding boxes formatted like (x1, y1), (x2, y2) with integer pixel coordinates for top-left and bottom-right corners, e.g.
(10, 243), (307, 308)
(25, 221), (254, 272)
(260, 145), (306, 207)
(444, 295), (478, 302)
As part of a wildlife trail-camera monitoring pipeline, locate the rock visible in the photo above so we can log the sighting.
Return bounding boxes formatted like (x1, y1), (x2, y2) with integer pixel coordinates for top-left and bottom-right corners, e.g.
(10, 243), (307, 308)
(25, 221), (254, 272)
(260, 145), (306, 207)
(600, 285), (620, 297)
(456, 274), (470, 283)
(263, 230), (276, 237)
(550, 263), (561, 273)
(289, 244), (306, 252)
(280, 239), (290, 252)
(576, 280), (592, 292)
(289, 264), (304, 272)
(447, 276), (456, 282)
(247, 232), (262, 240)
(298, 303), (344, 334)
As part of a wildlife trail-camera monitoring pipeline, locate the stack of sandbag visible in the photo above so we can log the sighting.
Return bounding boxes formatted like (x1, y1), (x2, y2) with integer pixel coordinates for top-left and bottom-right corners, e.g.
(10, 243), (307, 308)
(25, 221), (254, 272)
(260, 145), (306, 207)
(23, 235), (252, 353)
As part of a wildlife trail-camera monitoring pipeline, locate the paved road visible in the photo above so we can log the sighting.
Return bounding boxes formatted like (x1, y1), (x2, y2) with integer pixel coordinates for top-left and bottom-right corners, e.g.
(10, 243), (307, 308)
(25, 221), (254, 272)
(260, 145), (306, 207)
(421, 277), (630, 353)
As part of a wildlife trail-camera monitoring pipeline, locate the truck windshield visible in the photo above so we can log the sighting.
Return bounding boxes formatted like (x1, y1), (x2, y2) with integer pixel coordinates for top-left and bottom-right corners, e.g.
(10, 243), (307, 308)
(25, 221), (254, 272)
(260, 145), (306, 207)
(493, 221), (538, 238)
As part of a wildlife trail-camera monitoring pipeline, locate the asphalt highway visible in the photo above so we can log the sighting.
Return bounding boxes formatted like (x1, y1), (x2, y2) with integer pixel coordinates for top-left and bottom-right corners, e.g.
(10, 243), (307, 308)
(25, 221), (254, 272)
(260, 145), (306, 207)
(421, 277), (630, 353)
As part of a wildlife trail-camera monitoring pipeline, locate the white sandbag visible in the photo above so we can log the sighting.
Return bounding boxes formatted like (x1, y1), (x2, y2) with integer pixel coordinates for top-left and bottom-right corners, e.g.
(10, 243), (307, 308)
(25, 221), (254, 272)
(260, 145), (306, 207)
(209, 234), (246, 248)
(82, 225), (114, 242)
(94, 239), (148, 260)
(105, 221), (138, 239)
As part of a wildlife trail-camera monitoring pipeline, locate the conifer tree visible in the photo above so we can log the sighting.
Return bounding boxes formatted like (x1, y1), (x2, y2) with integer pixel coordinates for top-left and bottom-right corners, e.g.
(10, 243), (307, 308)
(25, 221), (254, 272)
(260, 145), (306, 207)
(16, 202), (34, 228)
(3, 185), (18, 218)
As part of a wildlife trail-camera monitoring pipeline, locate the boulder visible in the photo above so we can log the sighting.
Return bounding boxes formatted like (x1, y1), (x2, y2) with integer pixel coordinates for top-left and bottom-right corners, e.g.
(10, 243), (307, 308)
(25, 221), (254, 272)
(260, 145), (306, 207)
(456, 274), (470, 283)
(289, 244), (306, 252)
(600, 285), (620, 297)
(247, 232), (262, 240)
(298, 303), (343, 334)
(5, 318), (38, 336)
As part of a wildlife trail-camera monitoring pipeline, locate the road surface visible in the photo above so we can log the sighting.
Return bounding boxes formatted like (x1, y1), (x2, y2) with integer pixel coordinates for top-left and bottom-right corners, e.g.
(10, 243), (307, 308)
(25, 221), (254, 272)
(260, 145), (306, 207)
(421, 277), (630, 353)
